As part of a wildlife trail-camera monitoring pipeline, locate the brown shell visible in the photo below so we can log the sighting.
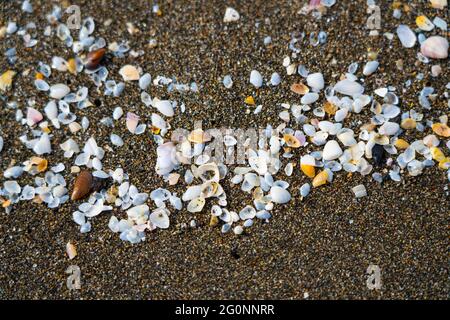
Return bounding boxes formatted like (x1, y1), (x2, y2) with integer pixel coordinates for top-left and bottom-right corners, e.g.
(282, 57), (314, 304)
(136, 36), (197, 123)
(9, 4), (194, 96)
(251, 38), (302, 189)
(71, 170), (93, 201)
(85, 48), (106, 70)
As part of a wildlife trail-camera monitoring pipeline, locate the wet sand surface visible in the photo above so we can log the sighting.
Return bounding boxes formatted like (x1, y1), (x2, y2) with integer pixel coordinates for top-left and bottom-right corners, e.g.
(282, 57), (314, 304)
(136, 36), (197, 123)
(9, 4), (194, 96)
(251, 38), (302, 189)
(0, 0), (449, 299)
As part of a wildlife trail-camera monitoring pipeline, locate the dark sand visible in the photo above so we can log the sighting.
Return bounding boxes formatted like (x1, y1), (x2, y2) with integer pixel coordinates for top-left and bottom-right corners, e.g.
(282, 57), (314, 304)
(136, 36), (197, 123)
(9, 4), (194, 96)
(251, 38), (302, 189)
(0, 0), (449, 299)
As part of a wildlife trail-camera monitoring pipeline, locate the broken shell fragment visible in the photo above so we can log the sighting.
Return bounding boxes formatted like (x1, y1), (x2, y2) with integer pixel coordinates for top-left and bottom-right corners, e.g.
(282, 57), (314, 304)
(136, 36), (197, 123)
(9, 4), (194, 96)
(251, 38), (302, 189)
(283, 134), (301, 148)
(352, 184), (367, 198)
(420, 36), (449, 59)
(66, 242), (77, 260)
(432, 123), (450, 137)
(312, 170), (329, 188)
(401, 118), (416, 130)
(71, 170), (93, 201)
(322, 140), (343, 161)
(223, 7), (240, 22)
(301, 164), (316, 178)
(290, 83), (309, 95)
(269, 186), (291, 204)
(188, 129), (211, 144)
(119, 65), (140, 81)
(0, 70), (16, 91)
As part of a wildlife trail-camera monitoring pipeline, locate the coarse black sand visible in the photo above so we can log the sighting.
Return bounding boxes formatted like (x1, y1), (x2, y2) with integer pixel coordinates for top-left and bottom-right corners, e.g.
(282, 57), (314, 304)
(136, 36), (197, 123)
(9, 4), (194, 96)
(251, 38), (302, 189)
(0, 0), (449, 299)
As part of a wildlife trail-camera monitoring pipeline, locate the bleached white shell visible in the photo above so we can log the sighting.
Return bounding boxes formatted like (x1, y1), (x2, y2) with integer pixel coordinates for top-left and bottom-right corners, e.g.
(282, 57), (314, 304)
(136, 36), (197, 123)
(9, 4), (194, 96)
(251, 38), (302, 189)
(223, 7), (240, 22)
(322, 140), (343, 161)
(351, 184), (367, 198)
(150, 208), (170, 229)
(119, 65), (140, 81)
(187, 197), (206, 212)
(239, 205), (256, 220)
(363, 61), (379, 76)
(269, 186), (291, 204)
(49, 84), (70, 99)
(154, 100), (174, 117)
(250, 70), (263, 88)
(33, 133), (52, 155)
(306, 72), (324, 91)
(396, 24), (416, 48)
(379, 122), (400, 136)
(334, 79), (364, 96)
(301, 92), (319, 105)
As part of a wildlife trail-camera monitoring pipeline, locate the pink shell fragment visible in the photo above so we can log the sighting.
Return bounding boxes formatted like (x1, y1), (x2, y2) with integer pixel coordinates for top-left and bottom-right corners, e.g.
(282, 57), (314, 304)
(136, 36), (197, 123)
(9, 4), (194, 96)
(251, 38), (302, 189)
(126, 112), (140, 134)
(26, 107), (43, 126)
(420, 36), (449, 59)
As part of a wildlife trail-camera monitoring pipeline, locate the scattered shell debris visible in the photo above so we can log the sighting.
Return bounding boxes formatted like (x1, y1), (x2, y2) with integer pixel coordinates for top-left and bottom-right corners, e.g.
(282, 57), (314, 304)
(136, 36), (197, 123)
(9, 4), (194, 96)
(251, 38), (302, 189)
(0, 0), (449, 250)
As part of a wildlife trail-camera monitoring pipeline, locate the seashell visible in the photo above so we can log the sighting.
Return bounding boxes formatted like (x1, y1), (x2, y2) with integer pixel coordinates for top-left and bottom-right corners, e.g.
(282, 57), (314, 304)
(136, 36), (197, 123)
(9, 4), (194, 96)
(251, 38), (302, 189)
(71, 170), (93, 201)
(66, 242), (77, 260)
(337, 130), (357, 147)
(250, 70), (263, 88)
(0, 136), (3, 153)
(430, 0), (447, 9)
(363, 61), (379, 76)
(301, 92), (319, 105)
(423, 134), (439, 147)
(416, 15), (434, 31)
(379, 122), (400, 136)
(430, 147), (445, 161)
(324, 101), (337, 115)
(431, 123), (450, 137)
(394, 138), (409, 150)
(188, 129), (211, 144)
(270, 72), (281, 86)
(187, 197), (205, 212)
(333, 79), (364, 96)
(401, 118), (416, 130)
(119, 65), (140, 81)
(322, 140), (343, 161)
(154, 99), (174, 117)
(0, 70), (16, 91)
(85, 48), (106, 70)
(269, 186), (291, 204)
(396, 24), (416, 48)
(150, 208), (170, 229)
(223, 7), (240, 22)
(49, 83), (70, 99)
(301, 164), (315, 178)
(239, 205), (256, 220)
(420, 36), (449, 59)
(291, 83), (309, 95)
(233, 225), (244, 235)
(283, 134), (300, 148)
(30, 156), (48, 172)
(300, 183), (311, 198)
(33, 133), (52, 155)
(126, 112), (139, 133)
(139, 73), (151, 90)
(223, 75), (233, 88)
(352, 184), (367, 198)
(373, 134), (389, 145)
(312, 170), (329, 188)
(27, 107), (43, 126)
(306, 73), (324, 92)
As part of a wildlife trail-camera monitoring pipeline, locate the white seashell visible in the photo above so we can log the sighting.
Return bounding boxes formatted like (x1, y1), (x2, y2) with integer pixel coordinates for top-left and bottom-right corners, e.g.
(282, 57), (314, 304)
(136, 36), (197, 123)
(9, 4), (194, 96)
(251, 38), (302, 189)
(233, 225), (244, 235)
(223, 75), (233, 88)
(270, 72), (281, 86)
(224, 135), (237, 146)
(300, 183), (311, 198)
(110, 134), (124, 147)
(420, 36), (449, 59)
(322, 140), (343, 161)
(301, 92), (319, 105)
(49, 84), (70, 99)
(335, 108), (348, 122)
(239, 205), (256, 220)
(337, 130), (357, 147)
(187, 197), (205, 213)
(151, 113), (167, 130)
(119, 65), (140, 81)
(306, 72), (324, 91)
(33, 133), (52, 155)
(351, 184), (367, 198)
(363, 61), (379, 76)
(284, 163), (293, 176)
(379, 122), (400, 136)
(113, 107), (123, 120)
(269, 186), (291, 204)
(334, 79), (364, 96)
(4, 180), (21, 194)
(126, 112), (139, 134)
(139, 73), (151, 90)
(223, 7), (240, 22)
(0, 136), (3, 153)
(35, 79), (50, 91)
(154, 99), (174, 117)
(150, 208), (170, 229)
(396, 24), (416, 48)
(250, 70), (263, 88)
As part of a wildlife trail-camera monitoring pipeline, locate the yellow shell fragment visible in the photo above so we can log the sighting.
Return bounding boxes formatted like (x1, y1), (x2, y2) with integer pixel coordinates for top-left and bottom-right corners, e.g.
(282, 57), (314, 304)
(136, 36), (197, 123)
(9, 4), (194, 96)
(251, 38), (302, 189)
(67, 58), (77, 74)
(438, 158), (450, 170)
(301, 164), (316, 178)
(324, 101), (337, 115)
(244, 96), (255, 105)
(35, 72), (44, 80)
(30, 156), (48, 173)
(416, 15), (434, 31)
(432, 123), (450, 137)
(430, 147), (445, 162)
(312, 170), (328, 188)
(283, 134), (301, 148)
(394, 138), (409, 150)
(188, 129), (211, 144)
(401, 118), (417, 130)
(0, 70), (16, 91)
